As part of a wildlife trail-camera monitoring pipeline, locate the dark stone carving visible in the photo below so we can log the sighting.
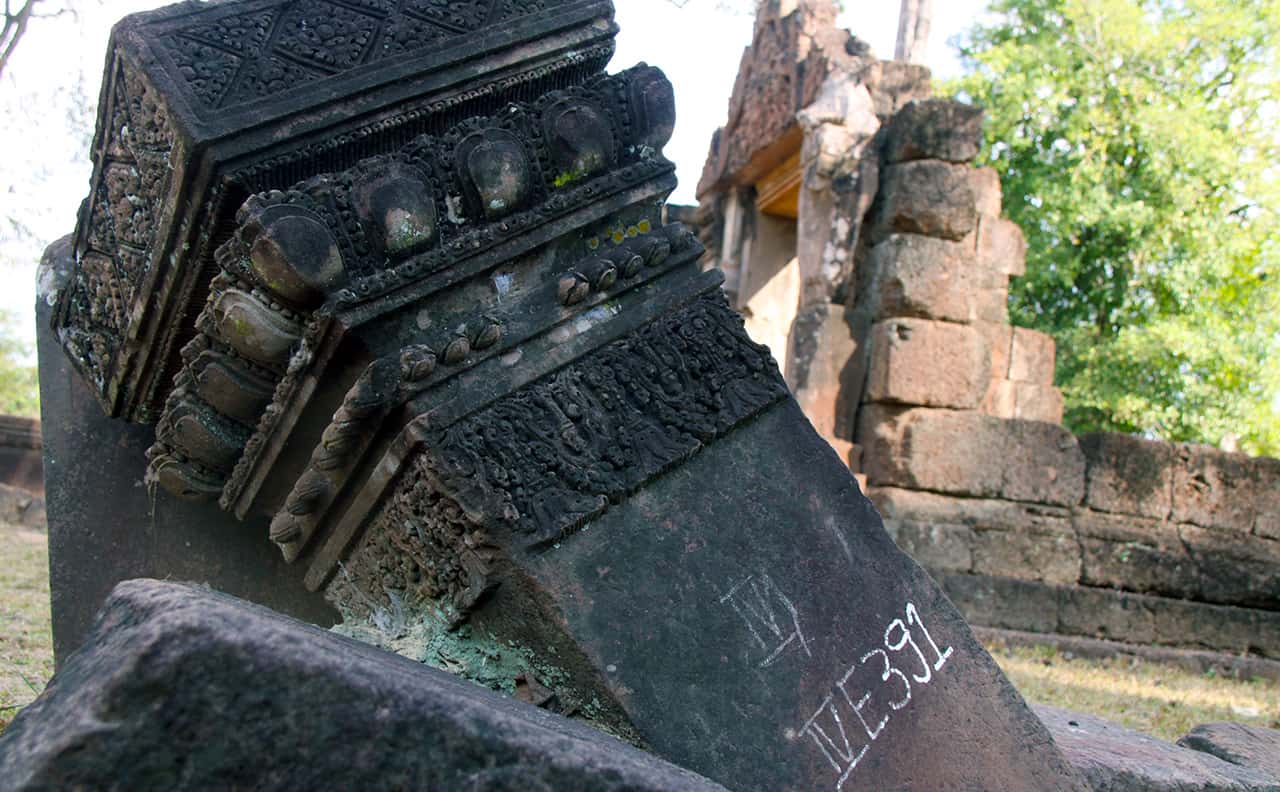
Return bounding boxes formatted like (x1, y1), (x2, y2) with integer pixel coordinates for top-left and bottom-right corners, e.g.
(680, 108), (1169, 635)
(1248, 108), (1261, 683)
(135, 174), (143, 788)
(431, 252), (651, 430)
(53, 0), (617, 421)
(146, 65), (681, 509)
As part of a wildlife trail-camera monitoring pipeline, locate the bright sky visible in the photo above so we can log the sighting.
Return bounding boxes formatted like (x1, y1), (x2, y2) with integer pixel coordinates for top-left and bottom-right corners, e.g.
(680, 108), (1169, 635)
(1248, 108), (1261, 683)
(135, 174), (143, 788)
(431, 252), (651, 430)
(0, 0), (988, 351)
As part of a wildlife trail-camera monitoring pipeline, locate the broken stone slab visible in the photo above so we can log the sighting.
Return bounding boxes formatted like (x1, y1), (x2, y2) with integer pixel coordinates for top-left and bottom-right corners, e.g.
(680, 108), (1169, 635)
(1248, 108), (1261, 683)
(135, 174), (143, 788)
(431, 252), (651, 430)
(0, 579), (729, 792)
(1035, 705), (1280, 792)
(1179, 723), (1280, 781)
(53, 0), (618, 422)
(881, 98), (984, 164)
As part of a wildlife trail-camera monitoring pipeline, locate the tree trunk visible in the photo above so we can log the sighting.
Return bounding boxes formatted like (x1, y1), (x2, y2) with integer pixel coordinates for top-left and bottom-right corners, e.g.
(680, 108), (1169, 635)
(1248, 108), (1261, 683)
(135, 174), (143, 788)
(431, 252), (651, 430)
(895, 0), (932, 64)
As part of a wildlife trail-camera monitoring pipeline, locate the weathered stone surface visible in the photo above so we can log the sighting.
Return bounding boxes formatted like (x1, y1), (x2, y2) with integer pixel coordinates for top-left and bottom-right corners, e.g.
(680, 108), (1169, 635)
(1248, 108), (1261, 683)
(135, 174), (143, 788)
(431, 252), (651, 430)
(1000, 419), (1085, 505)
(1177, 524), (1280, 610)
(871, 233), (977, 323)
(0, 415), (43, 496)
(0, 482), (45, 528)
(866, 318), (990, 408)
(1036, 705), (1280, 792)
(1172, 445), (1280, 536)
(972, 520), (1081, 586)
(1014, 382), (1066, 424)
(868, 60), (933, 119)
(1009, 327), (1056, 385)
(882, 98), (984, 164)
(1076, 510), (1198, 599)
(859, 405), (1004, 497)
(972, 166), (1003, 216)
(982, 378), (1018, 419)
(881, 518), (975, 574)
(499, 399), (1084, 791)
(1179, 723), (1280, 780)
(976, 215), (1027, 278)
(873, 160), (978, 241)
(0, 580), (730, 792)
(977, 321), (1013, 380)
(973, 285), (1010, 323)
(1081, 433), (1175, 519)
(788, 303), (863, 444)
(858, 406), (1084, 505)
(941, 572), (1280, 658)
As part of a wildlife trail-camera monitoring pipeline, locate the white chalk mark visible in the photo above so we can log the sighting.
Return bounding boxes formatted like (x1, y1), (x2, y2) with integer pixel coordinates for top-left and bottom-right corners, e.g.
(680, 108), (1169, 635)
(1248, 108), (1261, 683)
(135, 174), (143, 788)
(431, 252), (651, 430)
(885, 618), (932, 684)
(719, 573), (811, 668)
(800, 694), (869, 780)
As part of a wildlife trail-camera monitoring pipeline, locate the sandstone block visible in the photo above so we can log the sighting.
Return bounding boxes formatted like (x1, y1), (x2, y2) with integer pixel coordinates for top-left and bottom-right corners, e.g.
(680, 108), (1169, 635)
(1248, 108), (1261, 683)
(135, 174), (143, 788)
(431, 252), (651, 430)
(1076, 510), (1199, 599)
(1178, 524), (1280, 610)
(0, 580), (727, 792)
(1151, 596), (1280, 658)
(1009, 327), (1056, 384)
(869, 61), (933, 119)
(858, 406), (1004, 497)
(881, 519), (975, 574)
(1179, 723), (1280, 781)
(1252, 456), (1280, 540)
(859, 407), (1084, 505)
(873, 160), (978, 242)
(981, 379), (1018, 419)
(1036, 705), (1280, 792)
(1172, 444), (1279, 535)
(870, 485), (1073, 529)
(882, 98), (984, 164)
(1014, 382), (1065, 424)
(937, 572), (1061, 634)
(1000, 419), (1086, 506)
(971, 167), (1003, 217)
(866, 318), (990, 408)
(1080, 432), (1175, 519)
(976, 215), (1027, 279)
(1058, 585), (1158, 644)
(973, 286), (1010, 323)
(971, 523), (1081, 586)
(871, 234), (976, 322)
(976, 321), (1013, 380)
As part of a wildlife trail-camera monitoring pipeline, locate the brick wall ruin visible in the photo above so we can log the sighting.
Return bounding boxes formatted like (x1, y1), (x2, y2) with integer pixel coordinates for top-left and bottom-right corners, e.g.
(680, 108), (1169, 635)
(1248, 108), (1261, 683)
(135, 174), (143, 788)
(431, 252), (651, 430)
(695, 0), (1280, 662)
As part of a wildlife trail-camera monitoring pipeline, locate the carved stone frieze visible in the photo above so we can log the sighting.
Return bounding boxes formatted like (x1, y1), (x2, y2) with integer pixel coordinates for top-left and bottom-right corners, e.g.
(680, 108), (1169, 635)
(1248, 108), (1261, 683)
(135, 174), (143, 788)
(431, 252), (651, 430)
(53, 0), (618, 421)
(147, 64), (680, 511)
(333, 290), (788, 617)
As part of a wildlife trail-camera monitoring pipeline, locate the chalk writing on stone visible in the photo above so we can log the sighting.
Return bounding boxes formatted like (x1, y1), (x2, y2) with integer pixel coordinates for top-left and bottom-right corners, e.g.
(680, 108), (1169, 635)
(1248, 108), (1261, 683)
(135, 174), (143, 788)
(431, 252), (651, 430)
(719, 573), (812, 668)
(797, 602), (954, 790)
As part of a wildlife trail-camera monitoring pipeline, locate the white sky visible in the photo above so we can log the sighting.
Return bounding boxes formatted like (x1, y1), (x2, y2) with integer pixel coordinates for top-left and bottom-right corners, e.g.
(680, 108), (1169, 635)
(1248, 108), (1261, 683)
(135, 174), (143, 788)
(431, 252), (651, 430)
(0, 0), (987, 351)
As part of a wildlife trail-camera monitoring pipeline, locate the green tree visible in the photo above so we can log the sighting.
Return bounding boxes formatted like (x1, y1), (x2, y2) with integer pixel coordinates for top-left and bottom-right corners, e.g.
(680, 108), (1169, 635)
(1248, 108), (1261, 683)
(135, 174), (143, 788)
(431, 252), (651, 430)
(0, 310), (37, 417)
(952, 0), (1280, 455)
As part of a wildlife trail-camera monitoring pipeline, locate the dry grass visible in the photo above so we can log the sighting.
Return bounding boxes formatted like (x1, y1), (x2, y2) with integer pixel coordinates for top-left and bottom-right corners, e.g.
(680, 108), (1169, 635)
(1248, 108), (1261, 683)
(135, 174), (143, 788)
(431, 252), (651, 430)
(0, 522), (1277, 746)
(0, 521), (53, 734)
(986, 640), (1280, 742)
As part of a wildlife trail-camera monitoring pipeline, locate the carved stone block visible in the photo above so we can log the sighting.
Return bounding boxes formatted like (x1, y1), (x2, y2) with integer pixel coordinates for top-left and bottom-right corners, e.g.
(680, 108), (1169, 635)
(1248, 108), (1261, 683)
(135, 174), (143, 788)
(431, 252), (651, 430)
(53, 0), (618, 421)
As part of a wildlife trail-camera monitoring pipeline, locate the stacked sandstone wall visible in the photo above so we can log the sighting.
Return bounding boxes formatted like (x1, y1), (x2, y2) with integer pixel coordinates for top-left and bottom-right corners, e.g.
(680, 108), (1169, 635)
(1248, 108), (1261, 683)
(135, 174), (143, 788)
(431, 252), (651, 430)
(850, 99), (1280, 660)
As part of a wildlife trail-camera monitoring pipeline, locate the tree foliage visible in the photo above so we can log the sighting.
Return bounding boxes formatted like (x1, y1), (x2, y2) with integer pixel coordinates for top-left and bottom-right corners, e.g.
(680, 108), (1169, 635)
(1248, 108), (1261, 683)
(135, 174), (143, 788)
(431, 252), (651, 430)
(953, 0), (1280, 455)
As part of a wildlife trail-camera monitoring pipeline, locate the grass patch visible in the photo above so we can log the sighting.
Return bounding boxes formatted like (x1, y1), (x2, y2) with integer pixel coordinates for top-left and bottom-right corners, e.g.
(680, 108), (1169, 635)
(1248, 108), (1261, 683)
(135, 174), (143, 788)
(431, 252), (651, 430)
(0, 523), (1277, 746)
(0, 522), (53, 734)
(986, 640), (1280, 741)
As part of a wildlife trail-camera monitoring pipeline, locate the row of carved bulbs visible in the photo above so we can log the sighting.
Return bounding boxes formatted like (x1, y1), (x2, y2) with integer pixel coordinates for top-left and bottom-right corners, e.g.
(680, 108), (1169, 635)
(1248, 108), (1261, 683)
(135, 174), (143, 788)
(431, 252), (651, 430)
(146, 65), (679, 503)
